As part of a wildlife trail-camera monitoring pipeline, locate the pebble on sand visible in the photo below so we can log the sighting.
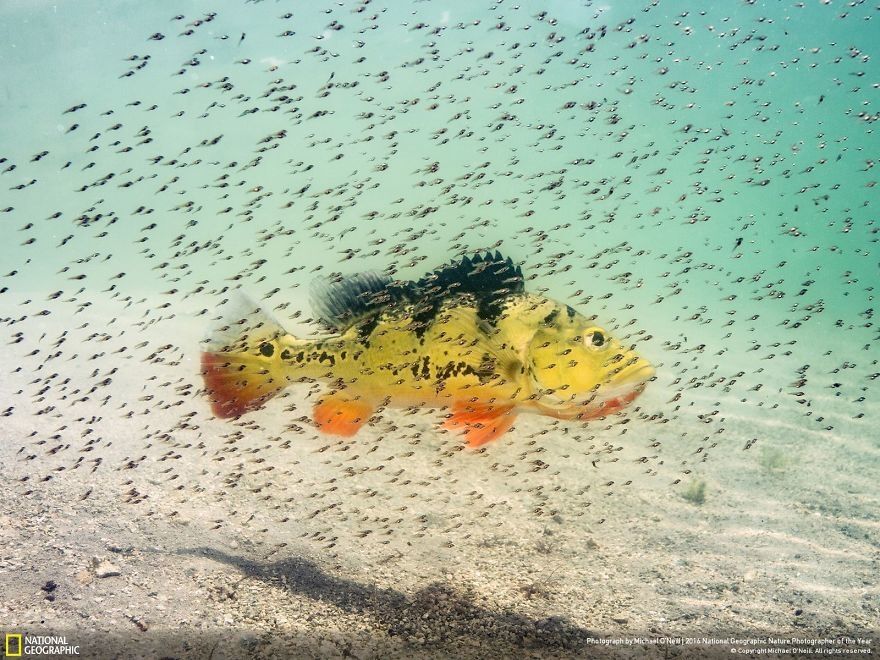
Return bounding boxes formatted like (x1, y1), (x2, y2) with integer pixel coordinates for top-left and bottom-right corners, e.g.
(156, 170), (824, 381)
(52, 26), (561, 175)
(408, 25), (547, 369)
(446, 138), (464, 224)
(92, 557), (121, 579)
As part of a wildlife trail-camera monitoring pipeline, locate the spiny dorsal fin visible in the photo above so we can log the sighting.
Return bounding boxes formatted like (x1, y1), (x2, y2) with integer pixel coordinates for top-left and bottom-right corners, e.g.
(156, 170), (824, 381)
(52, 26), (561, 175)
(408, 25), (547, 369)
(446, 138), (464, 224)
(415, 250), (524, 324)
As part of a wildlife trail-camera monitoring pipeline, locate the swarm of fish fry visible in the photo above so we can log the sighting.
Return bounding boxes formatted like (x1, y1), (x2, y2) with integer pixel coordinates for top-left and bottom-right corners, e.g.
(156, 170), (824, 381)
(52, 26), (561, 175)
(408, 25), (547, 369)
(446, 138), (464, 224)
(0, 0), (874, 556)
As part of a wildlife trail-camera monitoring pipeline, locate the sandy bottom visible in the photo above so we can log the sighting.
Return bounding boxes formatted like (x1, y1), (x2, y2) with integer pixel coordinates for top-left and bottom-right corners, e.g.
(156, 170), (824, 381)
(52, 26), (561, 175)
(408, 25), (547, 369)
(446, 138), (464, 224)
(2, 394), (877, 659)
(0, 306), (877, 660)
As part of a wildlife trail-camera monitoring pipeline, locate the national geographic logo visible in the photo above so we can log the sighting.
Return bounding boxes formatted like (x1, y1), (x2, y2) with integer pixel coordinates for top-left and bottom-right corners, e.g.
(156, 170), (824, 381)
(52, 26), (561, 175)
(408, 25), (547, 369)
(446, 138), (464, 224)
(4, 633), (80, 656)
(4, 634), (22, 657)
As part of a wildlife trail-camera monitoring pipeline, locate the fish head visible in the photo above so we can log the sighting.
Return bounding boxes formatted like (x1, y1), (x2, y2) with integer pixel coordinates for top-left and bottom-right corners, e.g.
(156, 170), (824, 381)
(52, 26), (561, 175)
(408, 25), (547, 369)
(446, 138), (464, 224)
(524, 302), (655, 420)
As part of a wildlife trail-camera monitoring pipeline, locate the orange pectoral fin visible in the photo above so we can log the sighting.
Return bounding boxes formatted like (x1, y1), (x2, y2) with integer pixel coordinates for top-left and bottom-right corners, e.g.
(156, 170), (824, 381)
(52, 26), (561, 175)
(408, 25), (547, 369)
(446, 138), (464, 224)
(442, 402), (517, 447)
(313, 394), (375, 437)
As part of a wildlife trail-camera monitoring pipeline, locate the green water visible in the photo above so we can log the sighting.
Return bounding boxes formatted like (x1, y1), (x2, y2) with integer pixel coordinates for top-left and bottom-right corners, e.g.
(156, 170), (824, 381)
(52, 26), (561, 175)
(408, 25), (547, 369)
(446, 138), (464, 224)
(0, 1), (876, 657)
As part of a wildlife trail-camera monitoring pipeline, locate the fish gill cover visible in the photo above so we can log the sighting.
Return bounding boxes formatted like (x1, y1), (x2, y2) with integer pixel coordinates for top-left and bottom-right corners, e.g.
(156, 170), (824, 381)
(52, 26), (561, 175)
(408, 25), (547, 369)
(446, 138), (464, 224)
(0, 0), (876, 656)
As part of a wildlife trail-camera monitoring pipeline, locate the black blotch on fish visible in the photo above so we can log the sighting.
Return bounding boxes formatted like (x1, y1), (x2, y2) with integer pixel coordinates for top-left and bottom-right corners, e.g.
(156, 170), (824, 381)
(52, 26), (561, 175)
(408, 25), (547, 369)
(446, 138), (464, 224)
(543, 309), (560, 326)
(355, 314), (381, 344)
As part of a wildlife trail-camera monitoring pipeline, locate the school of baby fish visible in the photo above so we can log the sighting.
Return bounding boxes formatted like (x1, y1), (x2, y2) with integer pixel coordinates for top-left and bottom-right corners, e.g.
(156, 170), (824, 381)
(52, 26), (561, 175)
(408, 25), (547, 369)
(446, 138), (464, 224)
(1, 0), (876, 555)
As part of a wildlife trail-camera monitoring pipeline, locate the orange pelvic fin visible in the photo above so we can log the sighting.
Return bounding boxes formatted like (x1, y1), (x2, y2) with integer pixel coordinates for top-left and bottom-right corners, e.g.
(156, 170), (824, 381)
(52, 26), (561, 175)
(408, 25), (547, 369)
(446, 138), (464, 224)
(442, 402), (517, 447)
(313, 394), (375, 437)
(201, 351), (288, 419)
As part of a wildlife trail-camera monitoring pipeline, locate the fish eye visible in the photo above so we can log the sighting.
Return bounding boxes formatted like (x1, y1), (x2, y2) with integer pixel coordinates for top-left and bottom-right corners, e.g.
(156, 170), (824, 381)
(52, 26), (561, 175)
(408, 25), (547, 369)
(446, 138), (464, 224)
(585, 330), (605, 348)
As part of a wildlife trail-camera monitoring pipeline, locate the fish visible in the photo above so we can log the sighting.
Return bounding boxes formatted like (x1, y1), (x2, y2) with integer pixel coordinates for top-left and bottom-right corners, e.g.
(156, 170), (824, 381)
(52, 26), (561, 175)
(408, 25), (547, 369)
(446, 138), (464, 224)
(200, 251), (655, 446)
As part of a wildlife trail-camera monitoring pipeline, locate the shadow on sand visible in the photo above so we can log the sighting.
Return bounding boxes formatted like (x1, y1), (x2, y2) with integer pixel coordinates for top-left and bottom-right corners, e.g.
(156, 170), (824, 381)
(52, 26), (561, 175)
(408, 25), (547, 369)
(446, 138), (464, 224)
(179, 546), (597, 654)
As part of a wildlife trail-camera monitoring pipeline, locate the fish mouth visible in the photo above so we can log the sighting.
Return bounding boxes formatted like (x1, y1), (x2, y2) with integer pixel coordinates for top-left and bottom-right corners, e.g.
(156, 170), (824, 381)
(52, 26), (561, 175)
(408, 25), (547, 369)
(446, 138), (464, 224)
(534, 363), (655, 420)
(613, 362), (656, 389)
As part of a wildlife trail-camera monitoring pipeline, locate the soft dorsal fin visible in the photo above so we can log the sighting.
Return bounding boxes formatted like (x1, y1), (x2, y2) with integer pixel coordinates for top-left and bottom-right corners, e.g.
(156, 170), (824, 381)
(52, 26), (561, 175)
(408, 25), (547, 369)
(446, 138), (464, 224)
(309, 271), (414, 332)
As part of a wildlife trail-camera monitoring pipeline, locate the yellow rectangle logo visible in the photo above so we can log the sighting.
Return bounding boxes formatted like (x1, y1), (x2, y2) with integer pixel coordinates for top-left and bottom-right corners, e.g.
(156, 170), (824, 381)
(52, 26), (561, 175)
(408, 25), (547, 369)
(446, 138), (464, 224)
(5, 633), (23, 657)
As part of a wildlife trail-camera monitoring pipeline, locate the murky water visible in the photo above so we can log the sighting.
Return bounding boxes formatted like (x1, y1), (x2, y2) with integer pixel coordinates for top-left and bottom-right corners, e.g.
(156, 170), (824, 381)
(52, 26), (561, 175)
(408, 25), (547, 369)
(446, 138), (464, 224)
(1, 1), (877, 658)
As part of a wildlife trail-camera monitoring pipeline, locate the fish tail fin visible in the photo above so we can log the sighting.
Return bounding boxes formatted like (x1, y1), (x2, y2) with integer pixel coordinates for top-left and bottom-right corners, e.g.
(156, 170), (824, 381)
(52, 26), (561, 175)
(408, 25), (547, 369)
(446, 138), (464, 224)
(200, 292), (292, 419)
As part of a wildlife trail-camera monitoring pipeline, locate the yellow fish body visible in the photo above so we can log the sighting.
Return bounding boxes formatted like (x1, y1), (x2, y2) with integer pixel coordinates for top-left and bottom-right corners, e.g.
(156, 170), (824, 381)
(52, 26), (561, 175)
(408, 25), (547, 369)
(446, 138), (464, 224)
(201, 252), (654, 446)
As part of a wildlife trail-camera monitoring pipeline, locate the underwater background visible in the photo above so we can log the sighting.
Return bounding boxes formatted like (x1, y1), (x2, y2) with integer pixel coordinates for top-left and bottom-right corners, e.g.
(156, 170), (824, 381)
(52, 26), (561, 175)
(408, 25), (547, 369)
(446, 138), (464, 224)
(0, 1), (877, 658)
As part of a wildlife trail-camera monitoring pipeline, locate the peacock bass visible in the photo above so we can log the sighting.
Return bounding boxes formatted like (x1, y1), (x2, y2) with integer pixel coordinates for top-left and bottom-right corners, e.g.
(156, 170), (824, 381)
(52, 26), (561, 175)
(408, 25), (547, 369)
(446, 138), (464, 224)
(200, 252), (655, 446)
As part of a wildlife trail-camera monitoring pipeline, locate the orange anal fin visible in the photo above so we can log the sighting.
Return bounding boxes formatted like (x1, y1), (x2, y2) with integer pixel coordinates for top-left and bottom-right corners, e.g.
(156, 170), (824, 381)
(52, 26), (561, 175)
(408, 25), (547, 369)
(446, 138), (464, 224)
(442, 403), (517, 447)
(313, 395), (375, 437)
(201, 351), (281, 419)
